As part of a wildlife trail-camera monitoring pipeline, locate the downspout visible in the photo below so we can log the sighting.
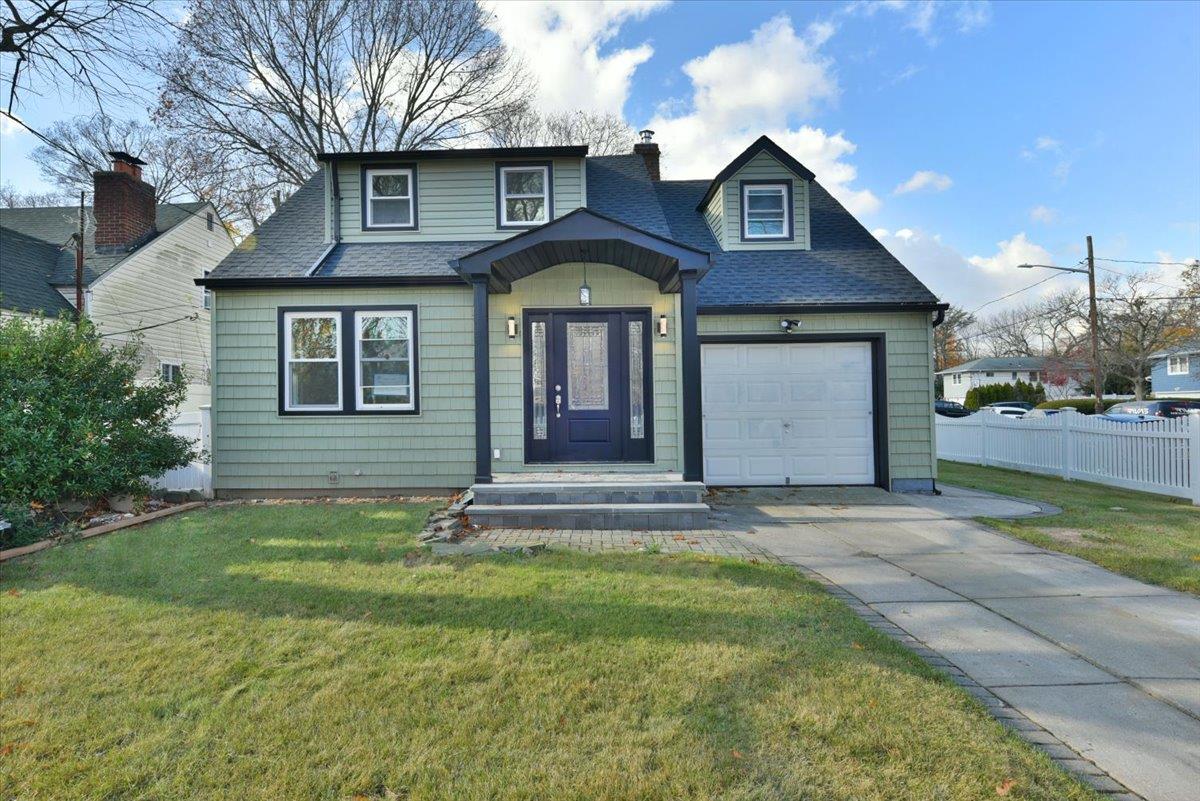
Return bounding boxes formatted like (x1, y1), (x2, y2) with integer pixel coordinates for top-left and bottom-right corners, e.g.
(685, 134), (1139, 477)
(931, 305), (946, 495)
(932, 307), (946, 327)
(306, 158), (341, 277)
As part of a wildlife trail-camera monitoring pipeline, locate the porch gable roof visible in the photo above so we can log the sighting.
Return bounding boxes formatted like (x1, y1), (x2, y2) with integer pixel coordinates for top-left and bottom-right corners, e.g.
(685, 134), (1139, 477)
(449, 207), (712, 293)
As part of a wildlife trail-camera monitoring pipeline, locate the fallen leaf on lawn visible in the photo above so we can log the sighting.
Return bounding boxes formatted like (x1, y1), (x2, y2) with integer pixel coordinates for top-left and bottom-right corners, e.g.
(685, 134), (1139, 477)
(5, 590), (20, 597)
(995, 779), (1015, 796)
(731, 749), (743, 759)
(0, 744), (13, 756)
(673, 534), (686, 541)
(687, 540), (699, 545)
(630, 539), (642, 545)
(850, 642), (864, 650)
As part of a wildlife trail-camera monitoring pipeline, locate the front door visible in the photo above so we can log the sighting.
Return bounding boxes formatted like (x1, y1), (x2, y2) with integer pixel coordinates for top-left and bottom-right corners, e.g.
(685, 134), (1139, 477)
(525, 309), (654, 463)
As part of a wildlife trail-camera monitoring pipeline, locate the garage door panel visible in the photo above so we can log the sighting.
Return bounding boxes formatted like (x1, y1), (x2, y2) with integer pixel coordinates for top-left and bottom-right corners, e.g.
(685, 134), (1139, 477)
(702, 341), (876, 486)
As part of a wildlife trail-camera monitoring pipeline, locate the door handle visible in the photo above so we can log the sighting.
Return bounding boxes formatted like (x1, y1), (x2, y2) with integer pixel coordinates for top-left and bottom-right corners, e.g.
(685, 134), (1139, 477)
(555, 394), (562, 418)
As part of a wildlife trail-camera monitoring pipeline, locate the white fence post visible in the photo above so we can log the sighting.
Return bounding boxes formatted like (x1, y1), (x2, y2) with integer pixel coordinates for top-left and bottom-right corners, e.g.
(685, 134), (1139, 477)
(979, 412), (991, 467)
(1060, 411), (1073, 481)
(1190, 415), (1200, 507)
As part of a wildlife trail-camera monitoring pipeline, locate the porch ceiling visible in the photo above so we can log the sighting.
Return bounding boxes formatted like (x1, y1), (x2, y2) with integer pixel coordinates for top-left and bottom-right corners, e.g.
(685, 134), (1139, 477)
(450, 207), (711, 293)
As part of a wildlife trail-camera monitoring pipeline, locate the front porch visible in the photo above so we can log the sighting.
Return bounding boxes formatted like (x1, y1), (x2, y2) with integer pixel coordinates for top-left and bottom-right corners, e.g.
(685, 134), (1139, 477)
(450, 208), (711, 486)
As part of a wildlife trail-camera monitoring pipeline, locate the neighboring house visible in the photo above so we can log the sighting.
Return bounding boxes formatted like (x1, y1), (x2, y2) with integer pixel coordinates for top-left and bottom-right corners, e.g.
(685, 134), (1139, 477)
(0, 153), (233, 410)
(937, 356), (1083, 403)
(1149, 341), (1200, 398)
(199, 133), (946, 498)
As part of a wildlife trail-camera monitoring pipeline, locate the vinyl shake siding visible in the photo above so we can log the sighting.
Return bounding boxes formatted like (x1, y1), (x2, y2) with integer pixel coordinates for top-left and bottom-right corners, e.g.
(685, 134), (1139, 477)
(698, 311), (936, 485)
(211, 286), (475, 494)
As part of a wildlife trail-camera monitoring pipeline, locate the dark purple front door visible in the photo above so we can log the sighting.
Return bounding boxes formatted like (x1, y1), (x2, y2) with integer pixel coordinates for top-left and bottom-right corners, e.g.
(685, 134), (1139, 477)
(524, 309), (653, 464)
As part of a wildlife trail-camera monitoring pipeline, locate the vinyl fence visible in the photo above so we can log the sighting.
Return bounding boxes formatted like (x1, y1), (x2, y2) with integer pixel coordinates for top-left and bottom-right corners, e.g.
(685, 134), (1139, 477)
(151, 406), (212, 497)
(936, 410), (1200, 504)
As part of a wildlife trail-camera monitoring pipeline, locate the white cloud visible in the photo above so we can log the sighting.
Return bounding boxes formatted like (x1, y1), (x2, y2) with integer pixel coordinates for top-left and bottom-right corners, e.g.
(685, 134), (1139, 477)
(954, 1), (993, 32)
(875, 228), (1066, 310)
(1034, 135), (1061, 152)
(0, 114), (25, 137)
(646, 14), (880, 215)
(486, 1), (668, 115)
(1029, 205), (1059, 224)
(894, 170), (952, 194)
(884, 63), (925, 87)
(844, 0), (992, 43)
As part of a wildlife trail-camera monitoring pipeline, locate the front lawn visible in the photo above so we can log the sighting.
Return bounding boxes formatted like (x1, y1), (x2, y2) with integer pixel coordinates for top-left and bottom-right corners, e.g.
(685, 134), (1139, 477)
(1, 503), (1097, 800)
(940, 460), (1200, 595)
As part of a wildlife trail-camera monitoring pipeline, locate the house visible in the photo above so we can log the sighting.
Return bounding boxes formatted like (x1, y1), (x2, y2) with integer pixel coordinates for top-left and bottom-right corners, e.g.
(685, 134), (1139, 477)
(198, 133), (945, 508)
(937, 356), (1083, 403)
(1149, 341), (1200, 398)
(0, 153), (233, 411)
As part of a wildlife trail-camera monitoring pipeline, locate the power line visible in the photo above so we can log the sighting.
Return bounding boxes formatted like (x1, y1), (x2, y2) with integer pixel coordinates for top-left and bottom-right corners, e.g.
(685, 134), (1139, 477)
(968, 271), (1065, 315)
(88, 302), (198, 319)
(99, 314), (198, 338)
(1095, 257), (1199, 268)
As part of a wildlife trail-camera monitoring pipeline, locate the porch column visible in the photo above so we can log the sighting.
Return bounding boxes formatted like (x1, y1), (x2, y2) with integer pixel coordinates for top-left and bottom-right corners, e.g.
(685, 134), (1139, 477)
(471, 275), (492, 484)
(680, 271), (703, 482)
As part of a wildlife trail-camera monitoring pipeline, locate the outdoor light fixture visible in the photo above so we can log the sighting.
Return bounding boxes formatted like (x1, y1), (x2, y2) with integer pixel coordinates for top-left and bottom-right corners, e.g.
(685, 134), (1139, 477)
(506, 316), (518, 339)
(780, 318), (801, 333)
(579, 247), (592, 306)
(657, 314), (668, 337)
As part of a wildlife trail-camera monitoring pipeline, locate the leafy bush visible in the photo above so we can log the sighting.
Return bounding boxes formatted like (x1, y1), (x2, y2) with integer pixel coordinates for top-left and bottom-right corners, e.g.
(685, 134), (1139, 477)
(964, 380), (1045, 410)
(0, 502), (69, 550)
(0, 316), (193, 509)
(1035, 398), (1121, 414)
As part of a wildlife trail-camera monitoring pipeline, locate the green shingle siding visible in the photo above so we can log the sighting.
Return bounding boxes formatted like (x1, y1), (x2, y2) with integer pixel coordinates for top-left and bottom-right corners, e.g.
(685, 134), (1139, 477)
(698, 311), (936, 483)
(212, 286), (475, 493)
(488, 263), (681, 473)
(336, 158), (584, 243)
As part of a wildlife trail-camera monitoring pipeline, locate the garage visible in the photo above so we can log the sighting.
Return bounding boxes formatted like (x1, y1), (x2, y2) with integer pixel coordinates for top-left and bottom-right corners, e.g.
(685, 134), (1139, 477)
(700, 339), (879, 486)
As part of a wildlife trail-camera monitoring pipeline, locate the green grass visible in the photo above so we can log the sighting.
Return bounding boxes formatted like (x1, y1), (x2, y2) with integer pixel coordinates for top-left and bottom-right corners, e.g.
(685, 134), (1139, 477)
(1, 503), (1100, 801)
(940, 460), (1200, 595)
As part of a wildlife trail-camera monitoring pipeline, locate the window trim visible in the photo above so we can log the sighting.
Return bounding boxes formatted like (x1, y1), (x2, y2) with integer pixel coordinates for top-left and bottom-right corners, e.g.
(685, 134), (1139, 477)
(277, 306), (421, 416)
(160, 361), (182, 384)
(361, 164), (419, 231)
(496, 161), (553, 229)
(354, 309), (417, 412)
(1167, 355), (1191, 376)
(281, 311), (343, 412)
(739, 180), (793, 242)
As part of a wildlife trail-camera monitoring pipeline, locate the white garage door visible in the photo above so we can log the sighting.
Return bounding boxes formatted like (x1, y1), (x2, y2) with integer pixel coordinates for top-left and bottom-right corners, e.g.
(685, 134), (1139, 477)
(702, 341), (876, 486)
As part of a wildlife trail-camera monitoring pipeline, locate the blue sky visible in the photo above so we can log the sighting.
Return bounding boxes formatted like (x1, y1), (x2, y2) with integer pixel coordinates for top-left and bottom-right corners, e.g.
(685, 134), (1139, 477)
(4, 0), (1198, 309)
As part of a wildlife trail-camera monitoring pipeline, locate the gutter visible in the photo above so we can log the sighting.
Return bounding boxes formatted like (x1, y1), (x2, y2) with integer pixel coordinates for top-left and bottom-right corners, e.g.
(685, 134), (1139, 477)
(305, 157), (341, 277)
(697, 302), (949, 315)
(197, 275), (467, 289)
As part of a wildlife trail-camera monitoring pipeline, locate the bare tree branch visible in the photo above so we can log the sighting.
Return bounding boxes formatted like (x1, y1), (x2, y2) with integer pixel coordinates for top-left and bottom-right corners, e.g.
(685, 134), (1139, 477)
(487, 108), (635, 155)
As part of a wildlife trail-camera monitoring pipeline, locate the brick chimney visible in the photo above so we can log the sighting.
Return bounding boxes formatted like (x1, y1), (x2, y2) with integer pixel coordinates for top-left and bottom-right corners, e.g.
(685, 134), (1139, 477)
(634, 129), (660, 181)
(93, 151), (156, 252)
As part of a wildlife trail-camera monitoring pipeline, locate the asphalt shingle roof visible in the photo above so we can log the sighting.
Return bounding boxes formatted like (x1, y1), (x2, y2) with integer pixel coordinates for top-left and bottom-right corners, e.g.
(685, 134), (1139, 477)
(0, 201), (207, 314)
(938, 357), (1060, 374)
(208, 148), (941, 310)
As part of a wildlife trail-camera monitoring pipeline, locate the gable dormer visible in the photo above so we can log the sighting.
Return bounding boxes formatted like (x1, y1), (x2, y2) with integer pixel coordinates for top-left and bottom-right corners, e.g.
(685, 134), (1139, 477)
(319, 146), (588, 244)
(696, 136), (814, 251)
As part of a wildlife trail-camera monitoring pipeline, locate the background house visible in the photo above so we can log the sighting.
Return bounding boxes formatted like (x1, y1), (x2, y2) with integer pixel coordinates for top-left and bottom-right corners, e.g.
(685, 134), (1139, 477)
(937, 356), (1083, 403)
(0, 153), (233, 410)
(1149, 342), (1200, 398)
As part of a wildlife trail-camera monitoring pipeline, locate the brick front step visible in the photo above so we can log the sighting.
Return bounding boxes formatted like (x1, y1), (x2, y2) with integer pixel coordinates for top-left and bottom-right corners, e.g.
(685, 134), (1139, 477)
(467, 503), (711, 531)
(471, 482), (706, 506)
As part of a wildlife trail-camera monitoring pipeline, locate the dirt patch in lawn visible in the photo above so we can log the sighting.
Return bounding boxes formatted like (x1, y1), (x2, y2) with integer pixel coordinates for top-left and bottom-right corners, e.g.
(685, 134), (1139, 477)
(1040, 527), (1113, 546)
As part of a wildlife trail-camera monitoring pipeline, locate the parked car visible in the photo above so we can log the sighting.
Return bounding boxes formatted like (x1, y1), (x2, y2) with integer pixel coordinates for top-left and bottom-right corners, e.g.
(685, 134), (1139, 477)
(986, 401), (1036, 411)
(1103, 400), (1200, 423)
(1024, 408), (1065, 419)
(980, 405), (1028, 419)
(935, 399), (972, 418)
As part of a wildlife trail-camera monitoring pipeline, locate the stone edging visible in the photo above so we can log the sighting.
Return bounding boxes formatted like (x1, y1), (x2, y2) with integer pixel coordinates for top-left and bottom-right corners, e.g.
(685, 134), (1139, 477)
(0, 502), (205, 563)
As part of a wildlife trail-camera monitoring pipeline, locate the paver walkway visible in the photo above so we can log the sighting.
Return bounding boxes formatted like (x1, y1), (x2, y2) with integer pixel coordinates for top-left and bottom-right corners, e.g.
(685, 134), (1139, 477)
(714, 485), (1200, 801)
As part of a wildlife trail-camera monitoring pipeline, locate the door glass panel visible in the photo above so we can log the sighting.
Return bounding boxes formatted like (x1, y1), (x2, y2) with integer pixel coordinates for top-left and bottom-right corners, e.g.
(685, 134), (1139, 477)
(629, 320), (645, 439)
(566, 321), (608, 410)
(531, 321), (547, 439)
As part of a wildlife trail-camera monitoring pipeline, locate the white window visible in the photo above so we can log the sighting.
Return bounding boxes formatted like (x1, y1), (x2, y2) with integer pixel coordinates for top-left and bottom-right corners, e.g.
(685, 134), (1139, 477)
(365, 167), (415, 228)
(1168, 355), (1191, 375)
(742, 183), (789, 239)
(283, 312), (341, 411)
(1011, 372), (1019, 380)
(160, 362), (182, 383)
(355, 310), (415, 411)
(952, 374), (962, 385)
(202, 270), (212, 310)
(499, 165), (549, 226)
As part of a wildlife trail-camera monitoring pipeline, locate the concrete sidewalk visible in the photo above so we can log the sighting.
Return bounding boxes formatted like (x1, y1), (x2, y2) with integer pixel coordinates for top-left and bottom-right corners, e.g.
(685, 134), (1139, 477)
(717, 485), (1200, 801)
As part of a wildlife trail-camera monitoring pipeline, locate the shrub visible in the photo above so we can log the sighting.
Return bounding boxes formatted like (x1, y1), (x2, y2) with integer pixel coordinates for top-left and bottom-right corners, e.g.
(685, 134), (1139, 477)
(0, 502), (68, 550)
(0, 316), (194, 509)
(964, 380), (1045, 410)
(1035, 398), (1121, 414)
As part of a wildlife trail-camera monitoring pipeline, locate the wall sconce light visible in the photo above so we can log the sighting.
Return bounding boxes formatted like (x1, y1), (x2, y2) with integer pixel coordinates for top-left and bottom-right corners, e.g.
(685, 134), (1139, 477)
(506, 316), (518, 339)
(657, 314), (668, 337)
(780, 318), (801, 333)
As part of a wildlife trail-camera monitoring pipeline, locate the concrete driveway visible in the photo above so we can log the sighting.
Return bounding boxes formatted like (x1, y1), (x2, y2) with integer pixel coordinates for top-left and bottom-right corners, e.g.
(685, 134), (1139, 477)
(714, 485), (1200, 801)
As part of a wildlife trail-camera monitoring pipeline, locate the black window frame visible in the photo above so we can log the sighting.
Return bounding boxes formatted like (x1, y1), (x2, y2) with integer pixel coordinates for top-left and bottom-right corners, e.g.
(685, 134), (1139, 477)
(739, 179), (794, 242)
(496, 160), (554, 230)
(277, 305), (421, 416)
(361, 163), (420, 231)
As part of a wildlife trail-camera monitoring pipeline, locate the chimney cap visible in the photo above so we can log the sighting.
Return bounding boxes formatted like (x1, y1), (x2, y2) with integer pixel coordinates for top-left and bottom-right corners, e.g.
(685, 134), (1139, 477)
(638, 129), (655, 144)
(107, 150), (147, 167)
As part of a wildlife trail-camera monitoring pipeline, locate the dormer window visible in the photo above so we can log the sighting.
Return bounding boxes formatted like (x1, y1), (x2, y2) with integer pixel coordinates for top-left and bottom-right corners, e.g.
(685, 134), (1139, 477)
(498, 163), (552, 228)
(741, 181), (791, 240)
(363, 166), (417, 229)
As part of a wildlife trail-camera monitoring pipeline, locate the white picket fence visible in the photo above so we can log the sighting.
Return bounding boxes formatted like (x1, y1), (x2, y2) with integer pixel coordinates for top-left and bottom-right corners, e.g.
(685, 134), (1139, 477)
(151, 406), (212, 497)
(937, 410), (1200, 504)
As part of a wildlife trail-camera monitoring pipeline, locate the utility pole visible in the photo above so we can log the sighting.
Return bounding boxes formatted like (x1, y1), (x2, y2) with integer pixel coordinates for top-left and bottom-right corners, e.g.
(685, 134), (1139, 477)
(1086, 235), (1104, 414)
(75, 190), (85, 323)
